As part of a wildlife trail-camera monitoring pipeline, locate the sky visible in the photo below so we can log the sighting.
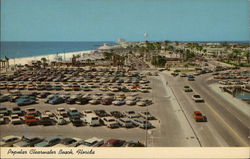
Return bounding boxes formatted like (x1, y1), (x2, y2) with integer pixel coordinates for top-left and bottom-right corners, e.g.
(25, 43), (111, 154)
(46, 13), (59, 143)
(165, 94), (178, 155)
(1, 0), (249, 42)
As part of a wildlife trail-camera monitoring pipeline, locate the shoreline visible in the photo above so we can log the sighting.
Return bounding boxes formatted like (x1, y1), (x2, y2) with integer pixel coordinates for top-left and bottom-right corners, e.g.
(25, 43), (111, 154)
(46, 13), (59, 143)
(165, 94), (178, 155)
(8, 49), (97, 65)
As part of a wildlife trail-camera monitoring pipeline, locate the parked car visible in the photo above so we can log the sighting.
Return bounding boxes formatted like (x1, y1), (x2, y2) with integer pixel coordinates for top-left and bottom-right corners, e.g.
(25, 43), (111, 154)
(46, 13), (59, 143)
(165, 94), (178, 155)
(0, 114), (7, 124)
(53, 137), (82, 147)
(139, 111), (155, 120)
(126, 100), (136, 105)
(0, 95), (10, 102)
(123, 111), (140, 118)
(77, 137), (104, 147)
(110, 111), (124, 118)
(37, 92), (51, 98)
(68, 108), (81, 118)
(16, 98), (36, 106)
(26, 107), (40, 116)
(0, 107), (11, 116)
(12, 107), (25, 116)
(0, 136), (22, 147)
(11, 114), (23, 125)
(101, 139), (126, 147)
(112, 100), (125, 106)
(94, 109), (110, 117)
(55, 115), (67, 125)
(102, 117), (119, 128)
(70, 117), (84, 127)
(13, 137), (44, 147)
(117, 118), (134, 128)
(101, 98), (113, 105)
(25, 115), (38, 126)
(133, 118), (153, 129)
(48, 97), (65, 104)
(39, 115), (54, 126)
(122, 141), (145, 147)
(34, 136), (64, 147)
(84, 114), (100, 126)
(76, 97), (90, 105)
(56, 108), (68, 117)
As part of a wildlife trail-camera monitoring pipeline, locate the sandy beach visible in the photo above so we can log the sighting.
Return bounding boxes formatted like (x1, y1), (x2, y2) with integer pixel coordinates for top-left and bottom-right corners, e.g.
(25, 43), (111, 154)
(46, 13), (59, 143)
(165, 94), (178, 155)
(8, 50), (96, 65)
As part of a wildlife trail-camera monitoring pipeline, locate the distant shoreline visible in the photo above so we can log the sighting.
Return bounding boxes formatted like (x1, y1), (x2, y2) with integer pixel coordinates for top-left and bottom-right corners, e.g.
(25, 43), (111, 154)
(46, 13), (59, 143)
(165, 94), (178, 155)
(8, 49), (95, 65)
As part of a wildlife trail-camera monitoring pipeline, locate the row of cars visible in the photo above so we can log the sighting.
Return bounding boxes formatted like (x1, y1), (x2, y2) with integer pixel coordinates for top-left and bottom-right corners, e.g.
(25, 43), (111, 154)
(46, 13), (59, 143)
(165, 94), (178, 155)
(0, 106), (156, 129)
(0, 79), (151, 93)
(0, 92), (153, 107)
(0, 67), (146, 83)
(44, 93), (152, 106)
(218, 79), (249, 86)
(183, 85), (207, 122)
(0, 135), (144, 147)
(213, 70), (249, 80)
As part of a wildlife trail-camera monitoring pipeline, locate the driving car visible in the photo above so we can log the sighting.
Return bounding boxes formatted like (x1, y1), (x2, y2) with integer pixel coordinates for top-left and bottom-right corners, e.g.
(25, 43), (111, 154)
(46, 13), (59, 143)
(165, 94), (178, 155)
(194, 111), (207, 122)
(192, 94), (204, 102)
(183, 86), (193, 92)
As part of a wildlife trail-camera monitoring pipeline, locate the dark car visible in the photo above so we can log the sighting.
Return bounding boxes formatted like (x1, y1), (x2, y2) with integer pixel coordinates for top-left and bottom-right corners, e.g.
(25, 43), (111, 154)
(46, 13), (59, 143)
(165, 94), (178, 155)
(0, 95), (10, 103)
(37, 92), (51, 98)
(0, 107), (11, 116)
(122, 141), (145, 147)
(101, 98), (113, 105)
(58, 138), (79, 146)
(16, 98), (36, 106)
(13, 137), (44, 147)
(76, 97), (90, 105)
(94, 110), (110, 117)
(48, 97), (65, 104)
(101, 139), (126, 147)
(12, 107), (25, 116)
(110, 111), (124, 118)
(66, 98), (77, 104)
(39, 115), (54, 126)
(35, 136), (64, 147)
(70, 117), (84, 127)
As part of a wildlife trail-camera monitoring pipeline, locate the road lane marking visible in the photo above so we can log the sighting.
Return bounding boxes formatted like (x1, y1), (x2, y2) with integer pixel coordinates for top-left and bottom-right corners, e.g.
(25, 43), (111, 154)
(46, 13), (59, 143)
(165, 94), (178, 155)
(204, 101), (248, 146)
(190, 79), (249, 146)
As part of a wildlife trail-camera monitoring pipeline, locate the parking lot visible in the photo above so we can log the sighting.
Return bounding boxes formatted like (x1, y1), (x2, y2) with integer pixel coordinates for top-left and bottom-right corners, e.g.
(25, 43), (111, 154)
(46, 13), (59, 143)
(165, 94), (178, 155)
(0, 67), (165, 146)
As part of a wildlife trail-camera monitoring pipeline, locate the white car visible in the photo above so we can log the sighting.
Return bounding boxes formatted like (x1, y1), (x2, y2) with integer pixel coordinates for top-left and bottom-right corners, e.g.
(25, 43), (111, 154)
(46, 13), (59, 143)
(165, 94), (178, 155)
(11, 114), (23, 124)
(77, 137), (104, 147)
(102, 117), (119, 128)
(0, 136), (22, 147)
(81, 110), (94, 117)
(126, 100), (136, 105)
(192, 95), (204, 102)
(56, 108), (68, 117)
(55, 115), (67, 125)
(123, 111), (140, 118)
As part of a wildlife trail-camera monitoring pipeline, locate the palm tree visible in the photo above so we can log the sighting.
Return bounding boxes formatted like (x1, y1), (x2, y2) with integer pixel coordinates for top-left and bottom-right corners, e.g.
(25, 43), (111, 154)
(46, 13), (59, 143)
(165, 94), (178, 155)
(4, 56), (9, 68)
(41, 57), (47, 68)
(232, 49), (242, 64)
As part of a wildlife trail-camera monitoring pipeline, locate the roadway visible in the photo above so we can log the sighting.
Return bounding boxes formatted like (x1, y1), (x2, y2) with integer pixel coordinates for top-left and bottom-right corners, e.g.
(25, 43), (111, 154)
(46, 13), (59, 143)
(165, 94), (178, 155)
(161, 72), (249, 147)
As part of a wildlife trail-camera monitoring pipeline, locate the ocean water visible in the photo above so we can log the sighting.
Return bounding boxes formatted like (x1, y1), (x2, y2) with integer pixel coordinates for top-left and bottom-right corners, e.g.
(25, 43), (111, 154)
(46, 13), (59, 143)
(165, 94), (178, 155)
(0, 41), (116, 59)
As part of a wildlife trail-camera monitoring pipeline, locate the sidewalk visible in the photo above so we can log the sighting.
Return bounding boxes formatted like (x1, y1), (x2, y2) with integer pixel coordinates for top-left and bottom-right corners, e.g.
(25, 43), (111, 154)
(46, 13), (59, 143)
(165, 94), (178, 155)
(159, 72), (201, 147)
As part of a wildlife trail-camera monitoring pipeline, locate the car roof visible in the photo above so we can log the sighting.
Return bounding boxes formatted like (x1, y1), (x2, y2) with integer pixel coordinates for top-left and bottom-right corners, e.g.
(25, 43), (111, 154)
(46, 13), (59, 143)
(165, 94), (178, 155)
(2, 135), (20, 141)
(84, 137), (102, 143)
(45, 136), (63, 141)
